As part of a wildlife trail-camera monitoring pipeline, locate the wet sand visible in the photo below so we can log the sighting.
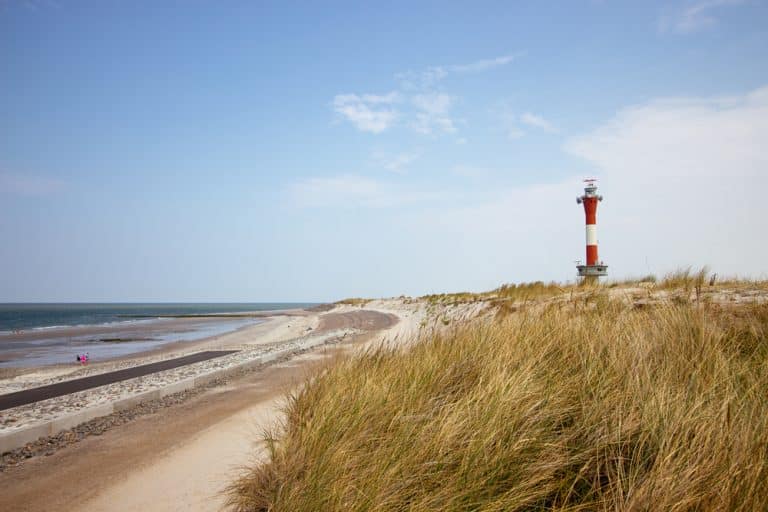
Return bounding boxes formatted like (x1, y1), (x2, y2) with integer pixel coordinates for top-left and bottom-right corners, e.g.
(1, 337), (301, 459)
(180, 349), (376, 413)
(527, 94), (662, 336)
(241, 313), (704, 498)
(0, 308), (311, 377)
(0, 308), (309, 345)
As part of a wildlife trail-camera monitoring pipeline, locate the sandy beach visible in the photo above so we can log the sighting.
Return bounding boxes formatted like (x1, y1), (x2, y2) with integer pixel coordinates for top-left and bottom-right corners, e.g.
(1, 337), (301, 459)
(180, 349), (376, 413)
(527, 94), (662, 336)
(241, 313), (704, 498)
(0, 301), (419, 511)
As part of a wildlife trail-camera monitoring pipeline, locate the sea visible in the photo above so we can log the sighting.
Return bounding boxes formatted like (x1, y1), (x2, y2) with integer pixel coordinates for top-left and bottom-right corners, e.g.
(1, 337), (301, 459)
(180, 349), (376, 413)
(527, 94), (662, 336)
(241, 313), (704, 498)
(0, 303), (317, 368)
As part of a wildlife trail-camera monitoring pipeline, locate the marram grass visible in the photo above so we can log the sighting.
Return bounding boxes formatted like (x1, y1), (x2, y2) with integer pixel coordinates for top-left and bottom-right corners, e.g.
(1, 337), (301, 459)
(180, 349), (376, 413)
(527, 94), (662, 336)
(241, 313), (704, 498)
(228, 300), (768, 511)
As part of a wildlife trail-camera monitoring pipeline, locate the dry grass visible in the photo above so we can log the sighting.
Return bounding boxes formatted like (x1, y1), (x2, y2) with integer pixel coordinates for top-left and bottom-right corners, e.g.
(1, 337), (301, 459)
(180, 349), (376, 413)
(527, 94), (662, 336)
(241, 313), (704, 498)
(228, 297), (768, 511)
(337, 298), (373, 306)
(421, 291), (482, 305)
(422, 281), (569, 307)
(491, 281), (568, 301)
(659, 267), (711, 292)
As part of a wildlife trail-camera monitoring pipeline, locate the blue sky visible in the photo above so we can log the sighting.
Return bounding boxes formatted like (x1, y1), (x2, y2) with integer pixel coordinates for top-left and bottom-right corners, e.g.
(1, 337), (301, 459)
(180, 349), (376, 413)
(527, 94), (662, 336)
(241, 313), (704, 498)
(1, 0), (767, 301)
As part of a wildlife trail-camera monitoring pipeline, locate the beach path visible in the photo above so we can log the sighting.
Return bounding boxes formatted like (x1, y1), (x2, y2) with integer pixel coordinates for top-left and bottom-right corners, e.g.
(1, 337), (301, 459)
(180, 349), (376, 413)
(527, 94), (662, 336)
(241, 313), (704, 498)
(0, 351), (237, 411)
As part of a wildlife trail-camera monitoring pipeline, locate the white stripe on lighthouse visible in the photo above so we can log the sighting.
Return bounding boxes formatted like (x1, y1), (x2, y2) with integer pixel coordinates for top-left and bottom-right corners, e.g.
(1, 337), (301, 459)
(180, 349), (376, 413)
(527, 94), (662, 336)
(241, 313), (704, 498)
(585, 224), (597, 246)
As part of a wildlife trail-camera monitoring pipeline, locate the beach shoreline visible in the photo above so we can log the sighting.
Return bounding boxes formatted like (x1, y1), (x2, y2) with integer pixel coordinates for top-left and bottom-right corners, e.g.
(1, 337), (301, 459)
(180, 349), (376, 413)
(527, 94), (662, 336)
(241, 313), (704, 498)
(0, 308), (316, 391)
(0, 307), (314, 372)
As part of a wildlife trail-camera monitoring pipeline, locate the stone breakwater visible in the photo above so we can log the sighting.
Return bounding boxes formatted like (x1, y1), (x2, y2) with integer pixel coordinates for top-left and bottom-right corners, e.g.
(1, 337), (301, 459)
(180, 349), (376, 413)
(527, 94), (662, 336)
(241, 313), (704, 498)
(0, 328), (356, 438)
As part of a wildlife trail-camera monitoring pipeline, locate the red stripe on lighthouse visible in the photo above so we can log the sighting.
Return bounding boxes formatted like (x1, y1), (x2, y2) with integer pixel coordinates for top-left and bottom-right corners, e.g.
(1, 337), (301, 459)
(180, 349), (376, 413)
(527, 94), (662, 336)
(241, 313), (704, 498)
(586, 245), (598, 266)
(583, 197), (597, 225)
(583, 196), (599, 266)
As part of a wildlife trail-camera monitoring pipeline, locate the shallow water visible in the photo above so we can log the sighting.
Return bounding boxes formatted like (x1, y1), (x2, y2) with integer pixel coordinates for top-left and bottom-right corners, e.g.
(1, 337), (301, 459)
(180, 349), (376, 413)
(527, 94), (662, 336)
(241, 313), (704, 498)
(0, 303), (318, 368)
(0, 303), (314, 332)
(0, 317), (265, 367)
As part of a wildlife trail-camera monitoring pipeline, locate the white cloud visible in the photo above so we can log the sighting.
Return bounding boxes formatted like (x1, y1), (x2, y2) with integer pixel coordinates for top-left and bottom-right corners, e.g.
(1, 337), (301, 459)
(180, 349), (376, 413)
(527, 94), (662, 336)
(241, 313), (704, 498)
(448, 54), (521, 73)
(332, 92), (400, 133)
(335, 53), (521, 136)
(411, 93), (457, 135)
(412, 93), (453, 115)
(373, 151), (420, 173)
(396, 53), (521, 90)
(498, 110), (556, 139)
(293, 86), (768, 288)
(658, 0), (744, 34)
(565, 85), (768, 276)
(520, 112), (557, 133)
(407, 85), (768, 284)
(395, 67), (448, 91)
(332, 90), (457, 136)
(358, 92), (401, 104)
(412, 114), (457, 135)
(498, 106), (525, 140)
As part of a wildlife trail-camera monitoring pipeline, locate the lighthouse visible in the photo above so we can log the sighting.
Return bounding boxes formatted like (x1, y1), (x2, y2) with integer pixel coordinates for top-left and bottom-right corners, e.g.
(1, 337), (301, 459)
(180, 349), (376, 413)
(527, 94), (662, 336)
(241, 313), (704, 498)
(576, 178), (608, 283)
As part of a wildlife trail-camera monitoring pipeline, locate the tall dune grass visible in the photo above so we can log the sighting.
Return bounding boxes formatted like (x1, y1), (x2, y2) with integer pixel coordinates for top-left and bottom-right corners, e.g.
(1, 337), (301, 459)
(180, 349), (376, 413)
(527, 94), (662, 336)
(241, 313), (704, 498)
(228, 299), (768, 511)
(659, 267), (711, 291)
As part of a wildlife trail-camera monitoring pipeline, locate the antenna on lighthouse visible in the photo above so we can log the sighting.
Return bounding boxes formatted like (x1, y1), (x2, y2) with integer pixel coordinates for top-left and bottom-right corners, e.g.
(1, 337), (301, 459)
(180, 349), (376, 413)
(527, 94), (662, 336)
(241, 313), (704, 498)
(576, 178), (608, 284)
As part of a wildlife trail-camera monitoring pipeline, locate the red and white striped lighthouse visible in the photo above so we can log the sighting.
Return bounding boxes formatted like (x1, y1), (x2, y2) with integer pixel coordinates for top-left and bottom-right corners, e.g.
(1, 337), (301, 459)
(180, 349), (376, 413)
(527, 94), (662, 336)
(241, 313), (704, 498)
(576, 178), (608, 281)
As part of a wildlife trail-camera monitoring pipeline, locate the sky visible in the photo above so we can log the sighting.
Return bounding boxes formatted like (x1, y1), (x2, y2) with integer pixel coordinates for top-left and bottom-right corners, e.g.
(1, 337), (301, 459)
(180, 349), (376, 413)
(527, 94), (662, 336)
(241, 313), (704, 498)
(1, 0), (767, 302)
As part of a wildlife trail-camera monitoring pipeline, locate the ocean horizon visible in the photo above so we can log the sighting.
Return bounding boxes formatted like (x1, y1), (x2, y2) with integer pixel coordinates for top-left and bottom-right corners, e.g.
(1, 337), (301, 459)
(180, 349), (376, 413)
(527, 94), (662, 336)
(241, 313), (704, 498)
(0, 303), (319, 333)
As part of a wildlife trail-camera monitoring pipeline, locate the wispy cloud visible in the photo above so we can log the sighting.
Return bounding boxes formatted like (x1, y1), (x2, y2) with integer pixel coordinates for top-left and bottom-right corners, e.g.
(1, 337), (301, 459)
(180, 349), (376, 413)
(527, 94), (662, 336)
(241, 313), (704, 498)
(396, 67), (448, 91)
(332, 53), (521, 136)
(448, 54), (521, 73)
(396, 53), (522, 90)
(411, 93), (457, 135)
(520, 112), (557, 133)
(499, 107), (557, 139)
(332, 92), (400, 133)
(332, 91), (459, 136)
(372, 150), (421, 173)
(658, 0), (744, 34)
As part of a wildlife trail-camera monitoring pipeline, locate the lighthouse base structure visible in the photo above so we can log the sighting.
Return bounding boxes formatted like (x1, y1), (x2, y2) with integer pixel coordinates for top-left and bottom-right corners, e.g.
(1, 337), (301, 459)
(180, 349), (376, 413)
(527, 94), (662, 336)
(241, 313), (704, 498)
(577, 264), (608, 285)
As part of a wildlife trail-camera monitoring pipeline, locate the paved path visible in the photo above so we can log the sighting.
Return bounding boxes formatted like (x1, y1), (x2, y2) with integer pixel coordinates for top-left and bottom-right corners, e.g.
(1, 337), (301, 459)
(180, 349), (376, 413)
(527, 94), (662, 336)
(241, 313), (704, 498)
(0, 351), (237, 411)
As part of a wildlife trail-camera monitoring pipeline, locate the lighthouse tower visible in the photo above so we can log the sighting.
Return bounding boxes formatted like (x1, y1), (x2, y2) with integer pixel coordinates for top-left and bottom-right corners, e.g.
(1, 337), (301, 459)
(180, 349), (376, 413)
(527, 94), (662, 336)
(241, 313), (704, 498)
(576, 178), (608, 283)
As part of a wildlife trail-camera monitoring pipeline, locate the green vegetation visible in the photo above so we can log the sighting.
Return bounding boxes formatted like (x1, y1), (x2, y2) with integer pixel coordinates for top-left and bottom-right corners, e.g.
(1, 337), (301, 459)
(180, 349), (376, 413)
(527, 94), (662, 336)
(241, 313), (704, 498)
(228, 296), (768, 511)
